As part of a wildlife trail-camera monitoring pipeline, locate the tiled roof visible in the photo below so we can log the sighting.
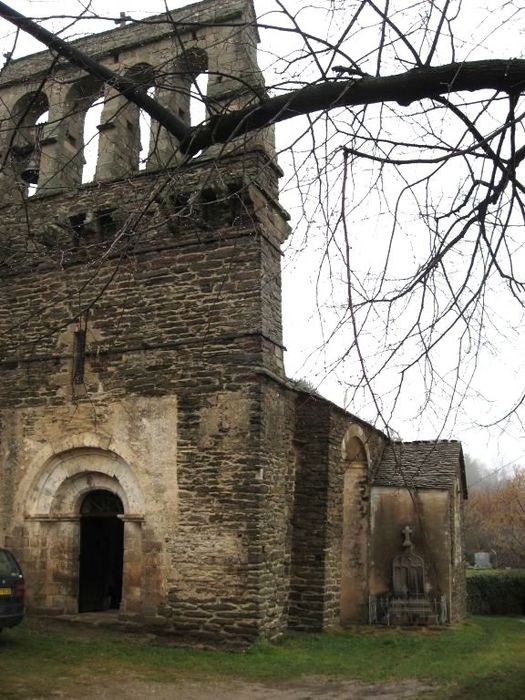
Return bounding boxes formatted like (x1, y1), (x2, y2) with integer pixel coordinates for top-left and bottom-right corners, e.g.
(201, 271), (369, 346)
(373, 440), (467, 495)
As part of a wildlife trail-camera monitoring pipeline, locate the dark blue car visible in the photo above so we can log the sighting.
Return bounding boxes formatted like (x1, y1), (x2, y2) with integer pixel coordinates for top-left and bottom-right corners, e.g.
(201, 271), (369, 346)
(0, 548), (25, 631)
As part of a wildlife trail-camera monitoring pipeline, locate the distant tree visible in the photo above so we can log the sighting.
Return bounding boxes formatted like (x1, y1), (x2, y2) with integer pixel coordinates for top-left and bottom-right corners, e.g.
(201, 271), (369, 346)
(463, 454), (489, 492)
(464, 468), (525, 568)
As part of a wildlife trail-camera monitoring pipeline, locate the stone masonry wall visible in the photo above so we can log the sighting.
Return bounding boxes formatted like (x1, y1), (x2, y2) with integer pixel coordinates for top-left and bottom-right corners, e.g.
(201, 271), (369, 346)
(0, 143), (289, 645)
(257, 378), (296, 638)
(0, 0), (296, 645)
(288, 394), (386, 630)
(0, 0), (466, 643)
(287, 393), (331, 631)
(1, 398), (179, 616)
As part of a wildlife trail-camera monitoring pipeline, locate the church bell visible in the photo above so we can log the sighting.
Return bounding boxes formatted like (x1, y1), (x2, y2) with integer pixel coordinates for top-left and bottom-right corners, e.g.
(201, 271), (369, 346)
(20, 151), (40, 184)
(20, 123), (44, 185)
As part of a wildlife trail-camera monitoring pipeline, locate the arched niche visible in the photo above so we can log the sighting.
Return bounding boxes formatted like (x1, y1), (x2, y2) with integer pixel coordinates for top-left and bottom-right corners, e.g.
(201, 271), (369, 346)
(34, 75), (104, 193)
(344, 436), (368, 463)
(81, 95), (105, 183)
(340, 426), (370, 625)
(64, 76), (105, 184)
(26, 109), (49, 196)
(147, 48), (208, 169)
(342, 425), (371, 464)
(8, 90), (50, 193)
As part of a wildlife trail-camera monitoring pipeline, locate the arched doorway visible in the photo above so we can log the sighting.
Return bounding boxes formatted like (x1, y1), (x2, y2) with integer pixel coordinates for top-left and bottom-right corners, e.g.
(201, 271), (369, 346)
(20, 446), (145, 615)
(78, 490), (124, 613)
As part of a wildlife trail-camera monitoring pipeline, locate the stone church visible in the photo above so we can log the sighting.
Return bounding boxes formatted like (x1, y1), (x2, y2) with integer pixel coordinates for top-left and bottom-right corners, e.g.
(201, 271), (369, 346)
(0, 0), (467, 644)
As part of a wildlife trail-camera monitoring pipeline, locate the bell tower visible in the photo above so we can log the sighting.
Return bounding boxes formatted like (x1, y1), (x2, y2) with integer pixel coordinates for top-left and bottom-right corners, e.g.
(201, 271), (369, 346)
(0, 0), (294, 645)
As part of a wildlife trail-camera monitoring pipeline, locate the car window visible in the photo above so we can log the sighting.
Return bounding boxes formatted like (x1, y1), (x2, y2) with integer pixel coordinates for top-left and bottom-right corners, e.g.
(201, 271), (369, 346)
(0, 550), (21, 576)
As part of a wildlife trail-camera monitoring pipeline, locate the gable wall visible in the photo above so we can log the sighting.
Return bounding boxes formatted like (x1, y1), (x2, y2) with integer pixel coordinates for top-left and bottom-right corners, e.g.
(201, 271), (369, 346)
(369, 486), (458, 617)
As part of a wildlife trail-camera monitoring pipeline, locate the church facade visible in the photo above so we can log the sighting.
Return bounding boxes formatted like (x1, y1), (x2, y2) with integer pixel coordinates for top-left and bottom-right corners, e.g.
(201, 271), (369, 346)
(0, 0), (466, 645)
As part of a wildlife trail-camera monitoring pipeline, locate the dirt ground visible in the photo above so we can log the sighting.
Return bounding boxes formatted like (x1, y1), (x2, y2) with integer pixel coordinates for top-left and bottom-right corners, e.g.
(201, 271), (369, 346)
(29, 677), (436, 699)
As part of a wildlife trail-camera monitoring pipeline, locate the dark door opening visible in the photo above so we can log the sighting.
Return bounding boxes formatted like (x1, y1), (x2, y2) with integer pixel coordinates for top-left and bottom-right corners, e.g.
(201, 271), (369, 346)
(78, 490), (124, 613)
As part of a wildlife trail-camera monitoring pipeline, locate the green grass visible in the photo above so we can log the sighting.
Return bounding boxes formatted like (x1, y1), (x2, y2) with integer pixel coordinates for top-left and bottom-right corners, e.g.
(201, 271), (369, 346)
(466, 568), (525, 577)
(1, 616), (524, 699)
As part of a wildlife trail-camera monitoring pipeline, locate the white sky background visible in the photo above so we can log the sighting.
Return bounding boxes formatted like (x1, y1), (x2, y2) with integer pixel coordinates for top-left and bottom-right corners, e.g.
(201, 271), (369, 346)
(1, 0), (525, 475)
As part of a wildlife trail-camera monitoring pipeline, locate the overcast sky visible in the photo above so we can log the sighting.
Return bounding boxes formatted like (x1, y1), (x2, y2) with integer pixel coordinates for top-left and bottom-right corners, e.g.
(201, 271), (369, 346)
(1, 0), (524, 476)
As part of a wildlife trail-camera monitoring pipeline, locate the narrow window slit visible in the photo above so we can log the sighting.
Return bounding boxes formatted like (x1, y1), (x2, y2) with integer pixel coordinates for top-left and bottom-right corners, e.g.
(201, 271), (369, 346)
(72, 329), (87, 385)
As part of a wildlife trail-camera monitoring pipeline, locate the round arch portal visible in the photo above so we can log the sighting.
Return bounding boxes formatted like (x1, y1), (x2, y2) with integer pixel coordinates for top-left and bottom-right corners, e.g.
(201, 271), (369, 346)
(22, 447), (145, 615)
(25, 447), (145, 518)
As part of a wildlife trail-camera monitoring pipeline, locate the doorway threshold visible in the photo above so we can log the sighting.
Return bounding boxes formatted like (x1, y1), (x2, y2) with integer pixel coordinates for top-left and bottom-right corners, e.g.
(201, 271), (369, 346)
(44, 609), (142, 632)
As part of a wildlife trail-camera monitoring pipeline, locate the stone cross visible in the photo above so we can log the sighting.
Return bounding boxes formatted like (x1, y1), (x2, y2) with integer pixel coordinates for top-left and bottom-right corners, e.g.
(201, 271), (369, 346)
(115, 12), (132, 26)
(401, 524), (413, 548)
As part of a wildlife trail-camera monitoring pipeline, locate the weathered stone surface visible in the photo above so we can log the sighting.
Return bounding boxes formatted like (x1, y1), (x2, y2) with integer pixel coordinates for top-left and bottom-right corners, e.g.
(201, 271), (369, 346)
(0, 0), (466, 647)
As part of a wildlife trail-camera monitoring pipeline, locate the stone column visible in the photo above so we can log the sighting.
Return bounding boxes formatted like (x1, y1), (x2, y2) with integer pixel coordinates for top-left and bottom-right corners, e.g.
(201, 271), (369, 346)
(205, 23), (275, 160)
(147, 75), (192, 170)
(95, 85), (141, 181)
(37, 83), (79, 195)
(0, 99), (21, 205)
(120, 517), (143, 614)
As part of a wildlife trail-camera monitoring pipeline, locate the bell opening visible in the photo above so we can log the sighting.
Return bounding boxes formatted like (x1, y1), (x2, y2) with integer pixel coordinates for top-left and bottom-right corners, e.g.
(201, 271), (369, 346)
(21, 166), (39, 185)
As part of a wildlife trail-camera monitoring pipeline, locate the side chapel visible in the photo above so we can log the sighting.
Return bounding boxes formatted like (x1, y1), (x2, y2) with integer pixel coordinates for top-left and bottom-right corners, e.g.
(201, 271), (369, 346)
(0, 0), (467, 644)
